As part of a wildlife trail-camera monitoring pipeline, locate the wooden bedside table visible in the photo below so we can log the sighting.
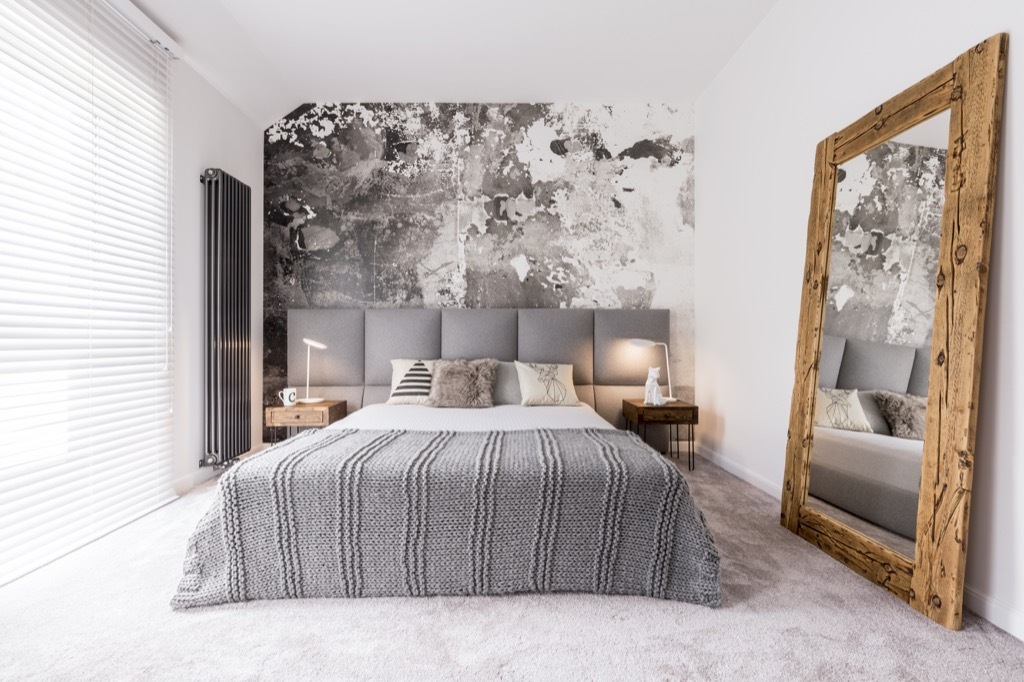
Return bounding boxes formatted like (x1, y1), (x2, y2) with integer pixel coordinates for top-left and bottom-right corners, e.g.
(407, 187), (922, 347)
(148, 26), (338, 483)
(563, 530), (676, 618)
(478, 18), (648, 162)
(622, 398), (699, 470)
(266, 400), (346, 442)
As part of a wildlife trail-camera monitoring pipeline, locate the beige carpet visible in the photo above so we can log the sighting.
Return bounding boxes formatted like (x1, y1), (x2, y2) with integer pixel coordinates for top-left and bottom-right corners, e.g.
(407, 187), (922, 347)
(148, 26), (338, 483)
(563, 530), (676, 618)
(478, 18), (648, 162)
(1, 456), (1021, 681)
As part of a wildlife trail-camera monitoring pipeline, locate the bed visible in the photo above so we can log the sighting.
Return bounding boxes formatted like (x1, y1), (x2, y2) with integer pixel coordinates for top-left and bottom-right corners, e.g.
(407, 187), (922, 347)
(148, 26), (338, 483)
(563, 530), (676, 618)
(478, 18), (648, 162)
(808, 426), (923, 540)
(172, 309), (720, 609)
(811, 335), (928, 541)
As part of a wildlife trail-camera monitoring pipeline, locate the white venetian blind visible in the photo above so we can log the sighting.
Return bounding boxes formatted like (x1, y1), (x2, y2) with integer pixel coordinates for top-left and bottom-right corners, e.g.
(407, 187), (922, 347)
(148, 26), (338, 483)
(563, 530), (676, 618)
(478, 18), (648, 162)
(0, 0), (174, 586)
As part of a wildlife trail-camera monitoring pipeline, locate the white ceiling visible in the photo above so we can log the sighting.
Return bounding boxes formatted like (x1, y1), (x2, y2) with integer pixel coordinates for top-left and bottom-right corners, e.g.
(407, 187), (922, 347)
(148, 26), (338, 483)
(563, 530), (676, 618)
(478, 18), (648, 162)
(134, 0), (780, 128)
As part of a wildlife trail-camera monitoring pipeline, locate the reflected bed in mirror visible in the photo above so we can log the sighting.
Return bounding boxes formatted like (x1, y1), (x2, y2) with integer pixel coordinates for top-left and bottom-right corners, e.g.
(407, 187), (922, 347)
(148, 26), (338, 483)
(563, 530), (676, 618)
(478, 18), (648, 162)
(806, 110), (950, 560)
(780, 34), (1007, 630)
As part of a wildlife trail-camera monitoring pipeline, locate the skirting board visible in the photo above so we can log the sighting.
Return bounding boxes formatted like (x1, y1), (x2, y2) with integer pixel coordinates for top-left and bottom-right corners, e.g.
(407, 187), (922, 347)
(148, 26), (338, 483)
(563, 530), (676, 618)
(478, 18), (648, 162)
(173, 467), (216, 496)
(696, 443), (780, 498)
(965, 587), (1024, 643)
(696, 444), (1023, 642)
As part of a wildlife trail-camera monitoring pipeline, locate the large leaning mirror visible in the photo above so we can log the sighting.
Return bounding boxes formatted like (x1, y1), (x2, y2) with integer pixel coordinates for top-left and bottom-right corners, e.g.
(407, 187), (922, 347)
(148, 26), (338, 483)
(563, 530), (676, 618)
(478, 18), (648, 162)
(805, 108), (951, 561)
(781, 34), (1007, 630)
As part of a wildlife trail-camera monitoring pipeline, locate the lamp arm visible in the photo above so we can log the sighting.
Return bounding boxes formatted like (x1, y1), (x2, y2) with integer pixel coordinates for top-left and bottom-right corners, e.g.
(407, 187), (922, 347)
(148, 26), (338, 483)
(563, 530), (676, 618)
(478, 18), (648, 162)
(658, 342), (673, 399)
(305, 344), (311, 400)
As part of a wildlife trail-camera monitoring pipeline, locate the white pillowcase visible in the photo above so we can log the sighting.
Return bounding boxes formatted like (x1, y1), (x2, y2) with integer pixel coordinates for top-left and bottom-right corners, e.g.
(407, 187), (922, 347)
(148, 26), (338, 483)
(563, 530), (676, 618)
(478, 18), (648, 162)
(387, 359), (436, 405)
(514, 361), (580, 406)
(814, 387), (872, 433)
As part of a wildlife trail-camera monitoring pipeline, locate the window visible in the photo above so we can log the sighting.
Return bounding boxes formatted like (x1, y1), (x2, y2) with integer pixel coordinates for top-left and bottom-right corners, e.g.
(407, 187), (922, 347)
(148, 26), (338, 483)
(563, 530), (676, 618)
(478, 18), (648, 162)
(0, 0), (173, 585)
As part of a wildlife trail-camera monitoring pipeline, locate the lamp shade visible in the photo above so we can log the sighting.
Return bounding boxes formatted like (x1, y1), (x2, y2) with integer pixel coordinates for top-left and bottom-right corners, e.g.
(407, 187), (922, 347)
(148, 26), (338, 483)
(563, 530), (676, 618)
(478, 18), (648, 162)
(629, 338), (656, 348)
(303, 337), (327, 350)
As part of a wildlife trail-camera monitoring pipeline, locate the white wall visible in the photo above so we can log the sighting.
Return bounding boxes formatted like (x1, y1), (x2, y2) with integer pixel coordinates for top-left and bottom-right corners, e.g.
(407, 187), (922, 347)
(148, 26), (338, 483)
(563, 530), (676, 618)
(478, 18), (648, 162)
(171, 60), (263, 493)
(695, 0), (1023, 639)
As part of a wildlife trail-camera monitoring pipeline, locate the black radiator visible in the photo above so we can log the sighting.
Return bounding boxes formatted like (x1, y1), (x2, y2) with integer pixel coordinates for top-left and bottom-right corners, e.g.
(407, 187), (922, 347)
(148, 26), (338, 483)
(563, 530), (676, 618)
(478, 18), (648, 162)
(202, 168), (251, 466)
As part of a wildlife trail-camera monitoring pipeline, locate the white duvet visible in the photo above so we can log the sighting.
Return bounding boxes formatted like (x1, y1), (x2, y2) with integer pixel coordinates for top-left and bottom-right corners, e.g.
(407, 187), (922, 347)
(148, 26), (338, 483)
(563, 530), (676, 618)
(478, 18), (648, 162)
(327, 403), (614, 432)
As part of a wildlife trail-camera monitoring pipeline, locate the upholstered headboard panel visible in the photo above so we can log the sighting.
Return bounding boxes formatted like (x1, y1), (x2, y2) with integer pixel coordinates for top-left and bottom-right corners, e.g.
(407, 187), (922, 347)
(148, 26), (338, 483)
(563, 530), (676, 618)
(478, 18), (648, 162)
(820, 333), (930, 396)
(287, 308), (671, 433)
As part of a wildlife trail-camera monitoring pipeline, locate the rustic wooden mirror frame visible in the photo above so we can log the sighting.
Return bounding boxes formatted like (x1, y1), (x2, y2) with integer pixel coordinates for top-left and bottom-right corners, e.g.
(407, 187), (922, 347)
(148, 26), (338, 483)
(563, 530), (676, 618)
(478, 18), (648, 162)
(780, 33), (1007, 630)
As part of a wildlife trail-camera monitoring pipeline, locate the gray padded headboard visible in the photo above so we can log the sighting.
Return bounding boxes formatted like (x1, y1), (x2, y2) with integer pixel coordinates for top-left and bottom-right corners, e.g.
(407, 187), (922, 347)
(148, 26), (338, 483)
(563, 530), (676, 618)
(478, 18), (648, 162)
(820, 333), (930, 396)
(287, 308), (670, 429)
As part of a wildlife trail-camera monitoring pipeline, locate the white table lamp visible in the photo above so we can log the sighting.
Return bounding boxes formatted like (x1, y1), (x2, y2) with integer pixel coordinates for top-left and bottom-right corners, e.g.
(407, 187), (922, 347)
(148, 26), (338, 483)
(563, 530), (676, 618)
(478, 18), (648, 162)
(629, 337), (676, 402)
(299, 337), (327, 404)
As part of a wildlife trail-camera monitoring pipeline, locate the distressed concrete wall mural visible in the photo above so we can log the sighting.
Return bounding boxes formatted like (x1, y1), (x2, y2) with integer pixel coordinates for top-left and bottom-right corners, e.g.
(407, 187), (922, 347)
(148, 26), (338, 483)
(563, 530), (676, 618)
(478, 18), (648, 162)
(263, 103), (695, 419)
(824, 140), (946, 347)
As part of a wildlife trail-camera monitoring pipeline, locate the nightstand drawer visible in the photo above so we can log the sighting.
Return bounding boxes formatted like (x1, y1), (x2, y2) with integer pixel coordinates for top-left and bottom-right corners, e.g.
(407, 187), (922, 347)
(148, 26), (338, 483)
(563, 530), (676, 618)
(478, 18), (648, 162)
(639, 407), (697, 424)
(269, 408), (327, 426)
(265, 400), (346, 430)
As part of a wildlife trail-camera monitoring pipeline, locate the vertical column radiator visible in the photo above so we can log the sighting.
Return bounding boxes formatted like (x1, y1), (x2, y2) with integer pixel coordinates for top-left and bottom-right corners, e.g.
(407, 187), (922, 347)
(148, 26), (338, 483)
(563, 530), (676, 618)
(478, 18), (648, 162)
(202, 168), (251, 466)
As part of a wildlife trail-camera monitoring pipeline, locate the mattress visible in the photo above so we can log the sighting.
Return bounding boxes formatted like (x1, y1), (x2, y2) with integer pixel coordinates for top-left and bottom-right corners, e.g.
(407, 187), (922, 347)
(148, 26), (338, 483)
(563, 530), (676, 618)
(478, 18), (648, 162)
(809, 426), (923, 539)
(329, 403), (616, 432)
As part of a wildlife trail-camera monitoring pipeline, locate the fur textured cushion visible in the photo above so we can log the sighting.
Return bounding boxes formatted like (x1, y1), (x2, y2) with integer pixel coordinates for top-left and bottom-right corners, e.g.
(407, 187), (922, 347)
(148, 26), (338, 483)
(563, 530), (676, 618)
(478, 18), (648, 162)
(874, 390), (927, 440)
(427, 359), (499, 408)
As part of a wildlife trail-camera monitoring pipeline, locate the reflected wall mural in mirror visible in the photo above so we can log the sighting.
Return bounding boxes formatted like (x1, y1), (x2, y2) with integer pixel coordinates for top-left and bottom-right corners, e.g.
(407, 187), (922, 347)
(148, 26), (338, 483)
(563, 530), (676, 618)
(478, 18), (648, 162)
(781, 34), (1007, 630)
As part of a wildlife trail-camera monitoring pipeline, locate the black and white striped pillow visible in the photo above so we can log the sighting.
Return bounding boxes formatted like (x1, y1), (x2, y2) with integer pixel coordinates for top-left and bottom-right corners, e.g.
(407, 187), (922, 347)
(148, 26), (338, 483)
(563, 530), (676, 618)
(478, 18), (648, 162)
(387, 359), (436, 405)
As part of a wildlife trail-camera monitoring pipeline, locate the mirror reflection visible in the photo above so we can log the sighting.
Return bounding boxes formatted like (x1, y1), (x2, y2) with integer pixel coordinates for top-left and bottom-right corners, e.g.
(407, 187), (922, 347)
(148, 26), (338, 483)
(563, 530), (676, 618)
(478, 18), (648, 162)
(806, 110), (951, 558)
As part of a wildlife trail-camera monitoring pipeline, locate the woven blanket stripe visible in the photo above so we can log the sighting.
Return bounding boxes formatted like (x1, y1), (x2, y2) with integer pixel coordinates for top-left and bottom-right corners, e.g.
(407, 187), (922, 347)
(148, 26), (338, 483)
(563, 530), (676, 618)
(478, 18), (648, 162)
(220, 468), (245, 602)
(648, 454), (684, 599)
(274, 432), (353, 598)
(403, 431), (454, 596)
(530, 429), (565, 593)
(583, 428), (628, 594)
(337, 430), (404, 597)
(224, 429), (344, 602)
(469, 430), (503, 595)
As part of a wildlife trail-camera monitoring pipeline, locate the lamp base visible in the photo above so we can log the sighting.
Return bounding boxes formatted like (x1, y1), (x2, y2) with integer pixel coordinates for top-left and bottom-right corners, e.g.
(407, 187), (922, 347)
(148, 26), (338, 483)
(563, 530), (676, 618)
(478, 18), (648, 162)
(297, 398), (324, 404)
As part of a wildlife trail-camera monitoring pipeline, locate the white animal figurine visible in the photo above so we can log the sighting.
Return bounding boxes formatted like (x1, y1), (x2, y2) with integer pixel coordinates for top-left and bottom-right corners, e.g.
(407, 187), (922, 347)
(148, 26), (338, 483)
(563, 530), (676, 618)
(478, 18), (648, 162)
(644, 367), (667, 406)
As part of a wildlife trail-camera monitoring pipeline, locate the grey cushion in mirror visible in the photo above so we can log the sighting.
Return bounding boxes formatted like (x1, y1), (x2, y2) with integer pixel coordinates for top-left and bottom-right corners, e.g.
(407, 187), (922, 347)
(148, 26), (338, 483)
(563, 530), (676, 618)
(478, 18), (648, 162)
(492, 361), (522, 405)
(907, 346), (931, 397)
(287, 309), (365, 386)
(364, 309), (441, 385)
(874, 390), (927, 440)
(594, 309), (669, 385)
(818, 335), (846, 389)
(836, 339), (915, 393)
(857, 390), (892, 436)
(441, 309), (517, 361)
(518, 309), (594, 385)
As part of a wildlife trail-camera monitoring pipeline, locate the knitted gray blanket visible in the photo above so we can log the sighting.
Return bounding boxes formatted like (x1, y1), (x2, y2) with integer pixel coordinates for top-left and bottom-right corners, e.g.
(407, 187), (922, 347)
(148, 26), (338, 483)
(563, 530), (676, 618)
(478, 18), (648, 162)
(172, 428), (720, 608)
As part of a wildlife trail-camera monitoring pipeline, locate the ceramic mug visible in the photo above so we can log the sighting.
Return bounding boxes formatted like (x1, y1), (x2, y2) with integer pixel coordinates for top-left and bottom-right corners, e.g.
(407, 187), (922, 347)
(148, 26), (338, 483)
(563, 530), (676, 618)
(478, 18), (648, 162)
(278, 387), (297, 406)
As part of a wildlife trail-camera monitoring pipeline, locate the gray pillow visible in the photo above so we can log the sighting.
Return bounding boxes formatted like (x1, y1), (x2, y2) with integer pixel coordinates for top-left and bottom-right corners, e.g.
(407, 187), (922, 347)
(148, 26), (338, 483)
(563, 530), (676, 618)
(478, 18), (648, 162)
(819, 335), (846, 389)
(492, 361), (522, 405)
(836, 339), (916, 393)
(907, 346), (931, 397)
(858, 390), (892, 436)
(874, 390), (927, 440)
(427, 359), (499, 408)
